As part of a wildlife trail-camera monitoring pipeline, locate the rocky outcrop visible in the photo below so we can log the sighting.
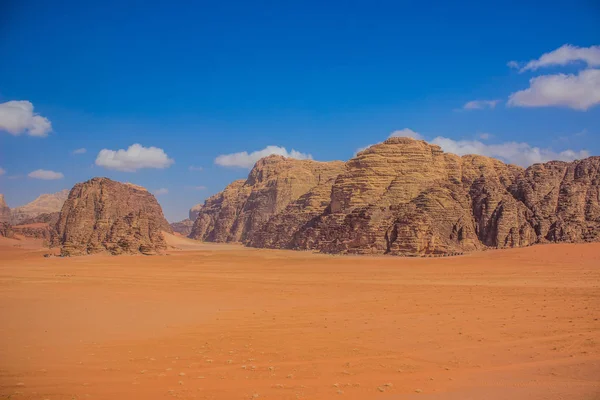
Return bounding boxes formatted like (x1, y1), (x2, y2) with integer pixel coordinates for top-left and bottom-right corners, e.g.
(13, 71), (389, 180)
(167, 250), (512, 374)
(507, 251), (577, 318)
(170, 218), (194, 236)
(291, 139), (529, 255)
(510, 158), (600, 243)
(189, 155), (345, 242)
(189, 138), (599, 256)
(55, 178), (172, 256)
(12, 223), (56, 243)
(247, 170), (344, 249)
(0, 195), (11, 223)
(11, 190), (69, 224)
(18, 212), (60, 226)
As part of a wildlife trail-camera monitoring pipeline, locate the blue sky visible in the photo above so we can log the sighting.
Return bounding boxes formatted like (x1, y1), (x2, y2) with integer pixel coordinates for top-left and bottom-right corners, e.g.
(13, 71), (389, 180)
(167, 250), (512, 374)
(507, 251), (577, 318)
(1, 0), (599, 221)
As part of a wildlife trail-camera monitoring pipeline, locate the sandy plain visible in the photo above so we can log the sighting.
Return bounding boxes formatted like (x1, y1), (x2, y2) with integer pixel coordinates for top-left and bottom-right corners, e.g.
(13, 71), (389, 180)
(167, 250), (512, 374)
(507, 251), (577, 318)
(0, 234), (599, 400)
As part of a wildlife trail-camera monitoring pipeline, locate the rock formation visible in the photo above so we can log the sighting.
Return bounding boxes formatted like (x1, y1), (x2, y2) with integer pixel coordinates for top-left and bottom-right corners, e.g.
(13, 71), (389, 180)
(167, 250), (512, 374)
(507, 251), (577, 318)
(189, 204), (203, 221)
(189, 155), (345, 242)
(190, 137), (599, 256)
(11, 189), (69, 224)
(510, 158), (600, 243)
(0, 194), (11, 223)
(55, 178), (172, 256)
(12, 223), (56, 242)
(18, 212), (61, 226)
(170, 218), (194, 236)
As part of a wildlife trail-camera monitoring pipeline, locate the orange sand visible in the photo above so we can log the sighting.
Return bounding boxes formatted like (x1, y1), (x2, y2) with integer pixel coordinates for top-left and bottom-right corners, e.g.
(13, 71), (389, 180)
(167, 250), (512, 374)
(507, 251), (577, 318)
(1, 236), (599, 399)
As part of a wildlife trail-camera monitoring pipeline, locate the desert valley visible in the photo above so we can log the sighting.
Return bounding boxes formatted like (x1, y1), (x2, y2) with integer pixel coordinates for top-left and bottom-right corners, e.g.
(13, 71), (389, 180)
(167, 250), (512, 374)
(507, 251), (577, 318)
(1, 138), (599, 399)
(2, 4), (599, 397)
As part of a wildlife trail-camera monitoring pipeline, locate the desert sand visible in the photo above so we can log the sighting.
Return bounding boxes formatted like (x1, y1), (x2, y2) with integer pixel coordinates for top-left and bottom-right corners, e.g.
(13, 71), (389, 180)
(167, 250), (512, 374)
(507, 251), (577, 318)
(0, 235), (599, 399)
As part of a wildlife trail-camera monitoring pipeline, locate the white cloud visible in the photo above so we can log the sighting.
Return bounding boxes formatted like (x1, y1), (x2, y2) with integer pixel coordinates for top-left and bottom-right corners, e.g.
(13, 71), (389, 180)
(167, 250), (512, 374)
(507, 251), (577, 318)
(215, 145), (312, 168)
(0, 100), (52, 137)
(478, 133), (493, 140)
(95, 143), (174, 172)
(507, 60), (520, 69)
(507, 68), (600, 111)
(389, 128), (423, 140)
(355, 144), (373, 155)
(28, 169), (64, 180)
(516, 44), (600, 72)
(431, 136), (589, 167)
(463, 99), (500, 110)
(185, 185), (208, 191)
(72, 148), (86, 154)
(153, 188), (168, 196)
(0, 167), (5, 176)
(188, 165), (203, 171)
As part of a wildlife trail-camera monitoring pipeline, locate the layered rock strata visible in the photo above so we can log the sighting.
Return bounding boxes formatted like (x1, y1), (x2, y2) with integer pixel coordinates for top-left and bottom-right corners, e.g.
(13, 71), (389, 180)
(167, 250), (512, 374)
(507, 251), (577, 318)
(189, 155), (345, 243)
(190, 138), (599, 256)
(55, 178), (172, 256)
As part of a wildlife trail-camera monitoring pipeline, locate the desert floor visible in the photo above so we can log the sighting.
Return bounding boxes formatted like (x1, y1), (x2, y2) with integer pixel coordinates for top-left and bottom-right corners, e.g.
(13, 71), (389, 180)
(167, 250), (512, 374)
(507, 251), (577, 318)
(1, 235), (599, 400)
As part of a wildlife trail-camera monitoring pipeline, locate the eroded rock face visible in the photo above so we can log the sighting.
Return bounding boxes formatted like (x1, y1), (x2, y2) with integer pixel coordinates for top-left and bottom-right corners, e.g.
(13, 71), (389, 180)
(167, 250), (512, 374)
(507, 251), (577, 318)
(292, 139), (526, 255)
(12, 223), (55, 243)
(9, 212), (60, 243)
(189, 138), (599, 256)
(18, 212), (61, 226)
(11, 190), (69, 224)
(0, 194), (11, 223)
(55, 178), (172, 256)
(189, 155), (345, 242)
(510, 158), (600, 243)
(170, 218), (194, 236)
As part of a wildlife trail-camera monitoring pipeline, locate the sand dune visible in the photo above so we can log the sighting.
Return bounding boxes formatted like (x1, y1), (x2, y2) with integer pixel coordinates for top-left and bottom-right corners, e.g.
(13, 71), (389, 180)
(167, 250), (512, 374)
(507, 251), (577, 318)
(0, 241), (599, 399)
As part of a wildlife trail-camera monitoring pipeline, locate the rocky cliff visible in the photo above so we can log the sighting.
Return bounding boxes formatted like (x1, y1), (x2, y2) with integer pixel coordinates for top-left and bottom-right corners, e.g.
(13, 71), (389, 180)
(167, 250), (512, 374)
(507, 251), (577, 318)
(11, 189), (69, 224)
(189, 155), (346, 242)
(55, 178), (172, 256)
(291, 138), (530, 255)
(190, 138), (599, 256)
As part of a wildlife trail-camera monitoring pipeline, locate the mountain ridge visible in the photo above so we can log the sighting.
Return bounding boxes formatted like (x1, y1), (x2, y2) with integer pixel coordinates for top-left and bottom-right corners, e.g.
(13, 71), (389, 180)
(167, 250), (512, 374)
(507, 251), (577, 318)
(189, 137), (599, 256)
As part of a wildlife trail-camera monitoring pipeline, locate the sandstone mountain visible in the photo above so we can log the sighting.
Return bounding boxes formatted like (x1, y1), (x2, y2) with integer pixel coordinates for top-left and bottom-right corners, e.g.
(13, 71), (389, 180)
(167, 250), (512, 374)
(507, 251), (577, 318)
(189, 155), (345, 242)
(11, 189), (69, 224)
(190, 137), (599, 256)
(55, 178), (172, 256)
(170, 218), (194, 236)
(0, 194), (10, 223)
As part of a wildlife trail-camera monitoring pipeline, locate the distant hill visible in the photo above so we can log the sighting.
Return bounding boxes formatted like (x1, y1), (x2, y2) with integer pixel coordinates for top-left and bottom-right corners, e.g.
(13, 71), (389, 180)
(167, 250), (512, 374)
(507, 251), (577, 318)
(10, 189), (69, 224)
